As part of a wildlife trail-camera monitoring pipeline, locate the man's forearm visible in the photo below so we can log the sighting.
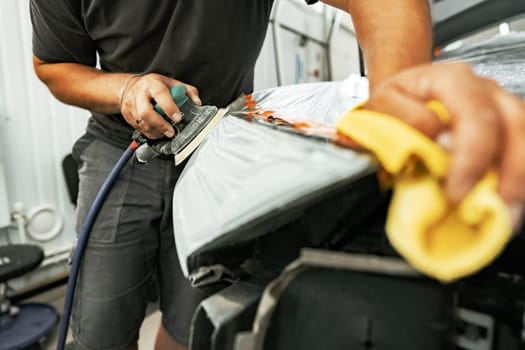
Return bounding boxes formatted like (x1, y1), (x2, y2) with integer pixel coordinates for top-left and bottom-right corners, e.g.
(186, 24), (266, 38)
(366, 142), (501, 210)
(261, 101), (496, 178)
(33, 55), (129, 114)
(33, 55), (196, 139)
(323, 0), (432, 90)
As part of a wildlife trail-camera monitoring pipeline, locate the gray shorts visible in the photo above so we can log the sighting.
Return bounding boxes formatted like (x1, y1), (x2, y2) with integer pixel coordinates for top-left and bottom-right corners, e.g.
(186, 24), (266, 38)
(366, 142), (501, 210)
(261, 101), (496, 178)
(70, 136), (204, 350)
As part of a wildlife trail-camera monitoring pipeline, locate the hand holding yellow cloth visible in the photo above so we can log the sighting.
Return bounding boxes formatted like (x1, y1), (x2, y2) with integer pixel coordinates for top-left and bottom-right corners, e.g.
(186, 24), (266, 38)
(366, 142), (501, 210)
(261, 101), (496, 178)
(336, 104), (512, 282)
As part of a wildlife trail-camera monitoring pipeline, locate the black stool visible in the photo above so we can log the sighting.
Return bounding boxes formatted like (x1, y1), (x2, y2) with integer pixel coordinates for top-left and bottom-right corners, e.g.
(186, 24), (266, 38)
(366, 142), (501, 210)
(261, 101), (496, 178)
(0, 244), (58, 350)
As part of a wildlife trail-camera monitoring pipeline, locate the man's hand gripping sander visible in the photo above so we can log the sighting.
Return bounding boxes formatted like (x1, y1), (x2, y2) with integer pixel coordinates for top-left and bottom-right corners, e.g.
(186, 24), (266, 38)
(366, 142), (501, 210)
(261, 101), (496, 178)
(132, 84), (244, 164)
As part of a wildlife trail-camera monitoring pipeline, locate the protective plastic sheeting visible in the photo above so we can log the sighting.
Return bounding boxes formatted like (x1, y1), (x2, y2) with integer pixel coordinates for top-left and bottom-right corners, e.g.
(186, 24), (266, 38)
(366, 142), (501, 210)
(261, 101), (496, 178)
(173, 77), (373, 277)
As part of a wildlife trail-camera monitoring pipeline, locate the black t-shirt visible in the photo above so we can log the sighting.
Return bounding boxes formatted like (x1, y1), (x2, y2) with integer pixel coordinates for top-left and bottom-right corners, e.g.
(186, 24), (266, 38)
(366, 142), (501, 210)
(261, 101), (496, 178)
(31, 0), (284, 148)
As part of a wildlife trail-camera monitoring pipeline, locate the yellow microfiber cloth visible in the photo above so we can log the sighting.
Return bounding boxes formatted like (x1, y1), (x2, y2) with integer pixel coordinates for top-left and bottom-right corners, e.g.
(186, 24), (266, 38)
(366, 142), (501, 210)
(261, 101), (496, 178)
(336, 102), (512, 282)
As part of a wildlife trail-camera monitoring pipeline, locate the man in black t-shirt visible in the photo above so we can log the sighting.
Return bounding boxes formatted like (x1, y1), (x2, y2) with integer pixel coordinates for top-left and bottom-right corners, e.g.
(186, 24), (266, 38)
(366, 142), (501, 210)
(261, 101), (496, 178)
(30, 1), (525, 350)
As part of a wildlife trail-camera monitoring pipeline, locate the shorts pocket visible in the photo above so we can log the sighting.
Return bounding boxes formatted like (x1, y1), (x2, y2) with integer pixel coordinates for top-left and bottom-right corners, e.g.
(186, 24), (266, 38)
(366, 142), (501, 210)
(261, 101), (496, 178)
(75, 139), (133, 244)
(72, 133), (97, 164)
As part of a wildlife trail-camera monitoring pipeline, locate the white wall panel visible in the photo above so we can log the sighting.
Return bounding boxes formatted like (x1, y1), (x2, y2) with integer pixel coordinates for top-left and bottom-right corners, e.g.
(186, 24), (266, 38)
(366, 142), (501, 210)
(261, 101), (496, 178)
(0, 151), (9, 227)
(255, 0), (359, 90)
(0, 0), (88, 285)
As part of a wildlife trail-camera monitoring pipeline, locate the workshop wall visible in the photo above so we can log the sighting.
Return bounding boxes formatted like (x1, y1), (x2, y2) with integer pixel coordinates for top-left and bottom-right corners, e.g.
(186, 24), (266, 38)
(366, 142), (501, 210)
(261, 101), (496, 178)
(0, 0), (89, 290)
(255, 0), (360, 90)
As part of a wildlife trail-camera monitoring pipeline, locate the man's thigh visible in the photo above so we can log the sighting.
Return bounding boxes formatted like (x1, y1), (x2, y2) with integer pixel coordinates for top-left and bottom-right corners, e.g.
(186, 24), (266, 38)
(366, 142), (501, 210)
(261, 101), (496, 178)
(71, 138), (167, 350)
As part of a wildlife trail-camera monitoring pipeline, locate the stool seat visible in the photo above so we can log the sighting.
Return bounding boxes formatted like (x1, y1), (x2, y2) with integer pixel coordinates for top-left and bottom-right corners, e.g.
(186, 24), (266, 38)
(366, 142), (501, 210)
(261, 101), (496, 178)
(0, 302), (59, 350)
(0, 245), (44, 283)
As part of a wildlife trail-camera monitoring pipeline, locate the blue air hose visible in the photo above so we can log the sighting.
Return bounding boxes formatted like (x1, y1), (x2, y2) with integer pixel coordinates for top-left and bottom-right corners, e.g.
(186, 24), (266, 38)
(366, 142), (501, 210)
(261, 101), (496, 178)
(56, 140), (140, 350)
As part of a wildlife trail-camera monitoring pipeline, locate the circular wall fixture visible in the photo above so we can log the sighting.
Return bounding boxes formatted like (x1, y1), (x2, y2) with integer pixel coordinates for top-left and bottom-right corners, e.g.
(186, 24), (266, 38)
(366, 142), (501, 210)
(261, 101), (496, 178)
(25, 205), (64, 242)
